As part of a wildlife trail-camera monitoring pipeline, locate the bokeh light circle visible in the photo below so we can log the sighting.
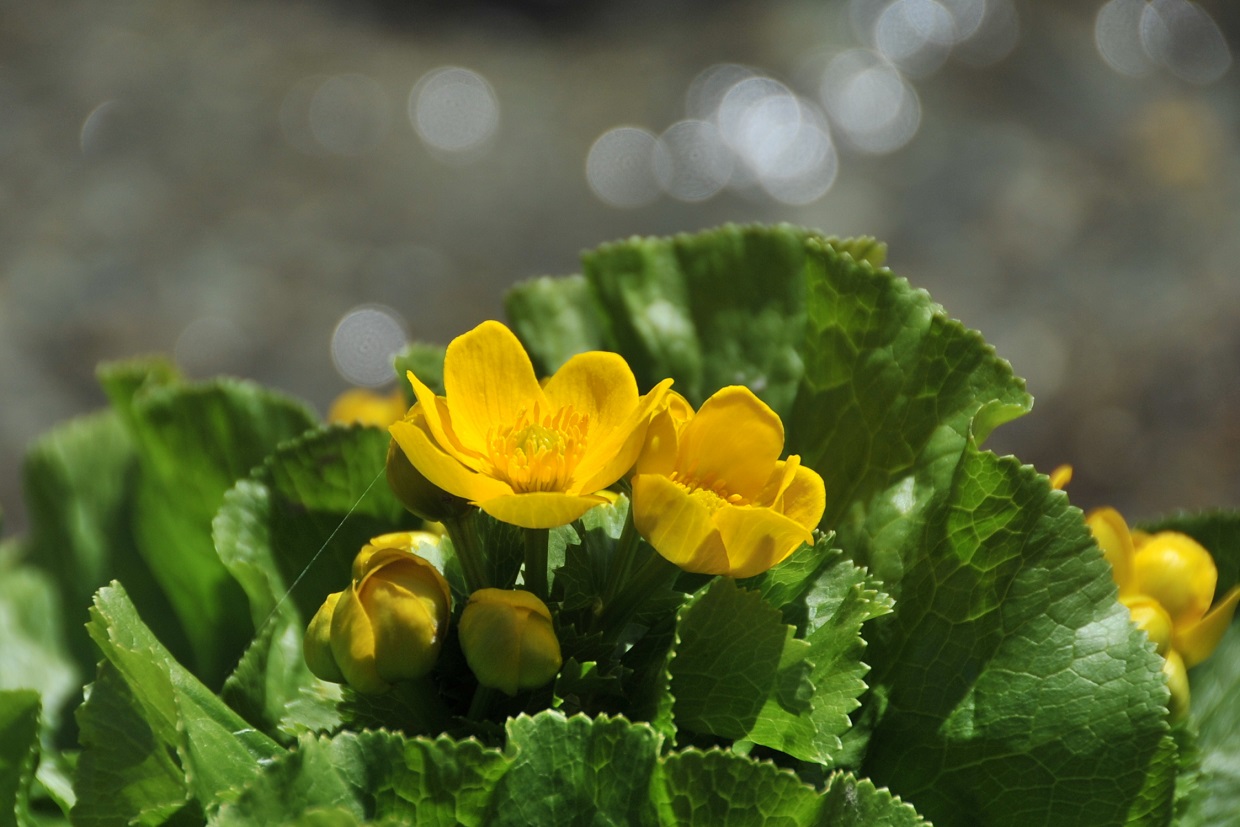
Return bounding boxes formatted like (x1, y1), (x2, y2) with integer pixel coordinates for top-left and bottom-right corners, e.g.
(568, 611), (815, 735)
(331, 305), (408, 387)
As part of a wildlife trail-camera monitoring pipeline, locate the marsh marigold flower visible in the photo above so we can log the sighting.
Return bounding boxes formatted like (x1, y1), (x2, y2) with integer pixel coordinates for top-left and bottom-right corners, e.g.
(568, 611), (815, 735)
(458, 588), (562, 695)
(1086, 506), (1240, 714)
(631, 385), (825, 578)
(304, 535), (452, 694)
(389, 321), (671, 529)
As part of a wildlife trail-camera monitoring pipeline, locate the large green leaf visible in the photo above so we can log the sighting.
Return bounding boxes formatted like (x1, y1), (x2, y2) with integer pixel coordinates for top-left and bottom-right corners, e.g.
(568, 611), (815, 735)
(99, 360), (318, 684)
(73, 583), (283, 827)
(20, 410), (188, 685)
(213, 424), (416, 629)
(507, 225), (881, 416)
(653, 749), (822, 826)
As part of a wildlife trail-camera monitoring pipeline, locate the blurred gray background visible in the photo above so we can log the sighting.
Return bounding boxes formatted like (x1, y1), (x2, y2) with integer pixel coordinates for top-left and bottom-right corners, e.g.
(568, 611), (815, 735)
(3, 0), (1238, 536)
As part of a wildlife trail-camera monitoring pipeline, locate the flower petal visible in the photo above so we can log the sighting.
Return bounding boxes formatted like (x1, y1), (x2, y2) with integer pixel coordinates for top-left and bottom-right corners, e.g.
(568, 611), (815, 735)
(443, 321), (547, 450)
(330, 586), (388, 694)
(478, 491), (609, 529)
(713, 504), (813, 578)
(777, 458), (826, 532)
(1175, 585), (1240, 668)
(541, 350), (638, 436)
(1085, 507), (1136, 596)
(390, 412), (514, 504)
(676, 386), (784, 500)
(631, 473), (728, 575)
(406, 370), (484, 463)
(573, 378), (674, 494)
(634, 407), (681, 477)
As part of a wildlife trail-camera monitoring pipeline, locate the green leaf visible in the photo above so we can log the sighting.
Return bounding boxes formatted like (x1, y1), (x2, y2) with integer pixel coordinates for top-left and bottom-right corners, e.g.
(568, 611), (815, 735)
(0, 690), (41, 827)
(670, 579), (818, 758)
(0, 560), (78, 747)
(779, 238), (1169, 823)
(220, 615), (342, 743)
(654, 749), (823, 826)
(857, 450), (1169, 826)
(73, 583), (283, 826)
(99, 361), (318, 684)
(814, 772), (926, 826)
(20, 410), (187, 688)
(392, 342), (447, 398)
(1178, 621), (1240, 826)
(214, 730), (508, 827)
(505, 275), (607, 375)
(487, 712), (663, 826)
(213, 425), (416, 628)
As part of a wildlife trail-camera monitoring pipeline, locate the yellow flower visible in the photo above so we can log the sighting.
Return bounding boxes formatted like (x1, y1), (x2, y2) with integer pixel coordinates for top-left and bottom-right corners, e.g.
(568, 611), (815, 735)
(327, 387), (407, 427)
(458, 588), (562, 695)
(303, 539), (453, 694)
(389, 320), (671, 529)
(1087, 507), (1240, 712)
(630, 385), (825, 578)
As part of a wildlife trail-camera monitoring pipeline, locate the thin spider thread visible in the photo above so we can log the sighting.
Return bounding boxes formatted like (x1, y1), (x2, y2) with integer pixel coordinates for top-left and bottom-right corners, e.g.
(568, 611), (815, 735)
(238, 464), (386, 669)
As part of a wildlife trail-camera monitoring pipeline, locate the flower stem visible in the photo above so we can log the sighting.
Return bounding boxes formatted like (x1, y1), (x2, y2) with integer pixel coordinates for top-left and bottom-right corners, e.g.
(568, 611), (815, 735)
(523, 527), (550, 601)
(468, 684), (496, 721)
(596, 549), (678, 641)
(443, 513), (488, 594)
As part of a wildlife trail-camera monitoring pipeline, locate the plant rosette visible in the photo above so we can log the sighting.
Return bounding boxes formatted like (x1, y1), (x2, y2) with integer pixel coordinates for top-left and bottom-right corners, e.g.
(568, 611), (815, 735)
(0, 224), (1236, 827)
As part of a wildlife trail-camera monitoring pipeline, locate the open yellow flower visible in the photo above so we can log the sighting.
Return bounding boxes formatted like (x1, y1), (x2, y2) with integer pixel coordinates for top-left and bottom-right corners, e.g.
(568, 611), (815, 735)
(1087, 506), (1240, 714)
(389, 321), (671, 529)
(631, 385), (825, 578)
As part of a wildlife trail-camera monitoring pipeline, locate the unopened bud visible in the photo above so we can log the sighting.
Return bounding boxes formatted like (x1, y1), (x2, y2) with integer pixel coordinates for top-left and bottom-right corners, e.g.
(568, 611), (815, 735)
(458, 588), (562, 696)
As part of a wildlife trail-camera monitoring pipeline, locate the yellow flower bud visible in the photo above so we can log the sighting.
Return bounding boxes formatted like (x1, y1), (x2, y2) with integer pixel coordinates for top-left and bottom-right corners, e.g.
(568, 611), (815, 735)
(351, 530), (442, 580)
(385, 437), (473, 522)
(1130, 532), (1217, 626)
(458, 588), (562, 696)
(329, 546), (453, 694)
(304, 591), (346, 684)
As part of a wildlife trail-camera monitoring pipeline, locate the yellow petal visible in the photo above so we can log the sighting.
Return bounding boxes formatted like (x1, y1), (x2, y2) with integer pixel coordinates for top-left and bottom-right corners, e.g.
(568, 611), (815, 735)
(330, 586), (388, 694)
(713, 504), (814, 578)
(541, 350), (638, 437)
(1175, 585), (1240, 668)
(1085, 507), (1136, 596)
(1131, 532), (1217, 626)
(631, 473), (729, 575)
(573, 378), (674, 494)
(776, 459), (826, 532)
(442, 321), (547, 451)
(390, 414), (514, 504)
(1048, 464), (1073, 491)
(676, 386), (784, 500)
(327, 387), (408, 427)
(477, 491), (609, 529)
(405, 371), (483, 462)
(635, 406), (682, 478)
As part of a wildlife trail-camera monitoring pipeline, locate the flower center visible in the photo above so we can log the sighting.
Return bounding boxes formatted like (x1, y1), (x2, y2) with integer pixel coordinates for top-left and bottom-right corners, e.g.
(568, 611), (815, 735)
(488, 404), (589, 493)
(669, 470), (749, 514)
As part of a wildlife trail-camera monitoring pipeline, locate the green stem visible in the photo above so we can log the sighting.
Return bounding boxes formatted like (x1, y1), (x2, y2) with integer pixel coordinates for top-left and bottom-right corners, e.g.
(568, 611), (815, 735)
(596, 550), (679, 641)
(468, 684), (496, 721)
(523, 528), (549, 601)
(443, 513), (488, 594)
